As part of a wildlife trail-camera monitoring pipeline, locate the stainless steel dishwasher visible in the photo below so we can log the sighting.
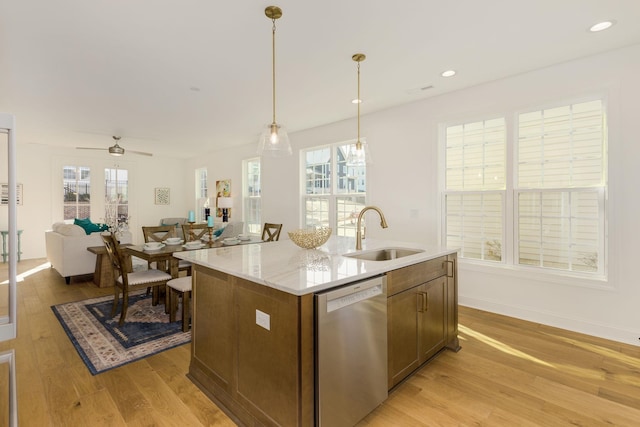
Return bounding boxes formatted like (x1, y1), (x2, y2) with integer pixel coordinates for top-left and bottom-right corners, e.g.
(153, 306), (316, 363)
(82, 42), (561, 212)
(315, 275), (387, 427)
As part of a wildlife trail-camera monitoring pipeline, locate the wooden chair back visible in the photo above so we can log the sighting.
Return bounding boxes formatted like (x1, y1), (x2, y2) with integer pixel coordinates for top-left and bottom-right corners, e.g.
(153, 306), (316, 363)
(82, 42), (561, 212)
(142, 225), (177, 243)
(101, 233), (129, 280)
(102, 232), (170, 325)
(182, 223), (209, 242)
(262, 223), (283, 242)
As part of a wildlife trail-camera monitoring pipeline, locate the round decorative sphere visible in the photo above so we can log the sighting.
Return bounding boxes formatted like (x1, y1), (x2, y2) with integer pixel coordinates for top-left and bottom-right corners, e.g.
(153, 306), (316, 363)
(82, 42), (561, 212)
(288, 227), (332, 249)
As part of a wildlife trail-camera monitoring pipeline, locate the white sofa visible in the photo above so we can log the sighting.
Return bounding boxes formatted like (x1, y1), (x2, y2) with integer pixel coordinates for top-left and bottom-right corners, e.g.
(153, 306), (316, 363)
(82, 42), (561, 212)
(45, 222), (132, 284)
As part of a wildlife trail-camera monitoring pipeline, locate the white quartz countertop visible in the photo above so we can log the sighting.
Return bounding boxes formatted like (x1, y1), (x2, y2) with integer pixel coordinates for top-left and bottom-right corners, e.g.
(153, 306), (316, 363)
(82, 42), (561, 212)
(174, 236), (458, 296)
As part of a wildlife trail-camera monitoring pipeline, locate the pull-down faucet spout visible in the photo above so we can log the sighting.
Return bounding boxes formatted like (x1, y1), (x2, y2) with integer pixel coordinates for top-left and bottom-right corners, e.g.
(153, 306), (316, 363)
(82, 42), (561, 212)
(356, 206), (388, 250)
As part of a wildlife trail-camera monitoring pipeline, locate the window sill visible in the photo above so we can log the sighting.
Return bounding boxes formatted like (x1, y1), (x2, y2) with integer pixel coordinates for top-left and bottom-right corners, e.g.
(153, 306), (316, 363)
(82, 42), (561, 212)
(458, 258), (612, 291)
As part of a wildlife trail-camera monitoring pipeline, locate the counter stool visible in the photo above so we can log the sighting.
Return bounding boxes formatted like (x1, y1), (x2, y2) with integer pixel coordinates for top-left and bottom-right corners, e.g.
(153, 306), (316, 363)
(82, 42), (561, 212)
(167, 276), (192, 332)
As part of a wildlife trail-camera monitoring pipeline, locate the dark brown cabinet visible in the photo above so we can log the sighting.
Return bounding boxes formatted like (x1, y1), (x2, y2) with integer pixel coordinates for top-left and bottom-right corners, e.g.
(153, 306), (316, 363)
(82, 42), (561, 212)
(188, 266), (314, 427)
(386, 254), (458, 389)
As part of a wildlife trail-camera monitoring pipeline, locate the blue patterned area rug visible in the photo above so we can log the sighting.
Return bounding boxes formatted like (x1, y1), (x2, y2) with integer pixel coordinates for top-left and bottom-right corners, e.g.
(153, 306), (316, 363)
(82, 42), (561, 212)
(52, 290), (191, 375)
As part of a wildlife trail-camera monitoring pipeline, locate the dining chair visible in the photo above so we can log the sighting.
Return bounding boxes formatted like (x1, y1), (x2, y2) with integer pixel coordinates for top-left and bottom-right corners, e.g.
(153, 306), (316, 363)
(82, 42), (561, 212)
(142, 225), (191, 288)
(181, 223), (209, 242)
(262, 223), (283, 242)
(142, 225), (177, 243)
(101, 233), (172, 326)
(166, 276), (192, 332)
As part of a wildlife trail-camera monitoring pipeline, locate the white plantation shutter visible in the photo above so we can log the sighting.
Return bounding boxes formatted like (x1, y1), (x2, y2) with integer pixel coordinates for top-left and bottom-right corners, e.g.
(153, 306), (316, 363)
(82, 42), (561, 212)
(518, 100), (604, 188)
(517, 190), (603, 272)
(445, 118), (506, 261)
(446, 118), (505, 191)
(516, 100), (605, 273)
(444, 99), (606, 275)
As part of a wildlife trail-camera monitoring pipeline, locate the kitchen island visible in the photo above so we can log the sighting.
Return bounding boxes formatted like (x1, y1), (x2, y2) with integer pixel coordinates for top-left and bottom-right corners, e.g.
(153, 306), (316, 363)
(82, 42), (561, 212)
(175, 236), (459, 426)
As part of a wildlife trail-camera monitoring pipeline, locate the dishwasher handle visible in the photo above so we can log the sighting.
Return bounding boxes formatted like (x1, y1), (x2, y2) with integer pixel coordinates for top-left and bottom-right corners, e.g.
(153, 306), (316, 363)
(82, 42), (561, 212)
(321, 276), (386, 313)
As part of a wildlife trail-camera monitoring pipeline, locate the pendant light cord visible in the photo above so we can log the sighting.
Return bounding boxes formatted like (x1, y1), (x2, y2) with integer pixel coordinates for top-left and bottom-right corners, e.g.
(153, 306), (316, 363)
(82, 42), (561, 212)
(272, 19), (277, 125)
(357, 61), (361, 144)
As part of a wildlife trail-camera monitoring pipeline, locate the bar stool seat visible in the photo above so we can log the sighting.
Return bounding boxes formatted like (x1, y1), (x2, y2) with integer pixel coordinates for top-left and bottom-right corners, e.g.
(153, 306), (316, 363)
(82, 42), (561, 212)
(167, 276), (192, 332)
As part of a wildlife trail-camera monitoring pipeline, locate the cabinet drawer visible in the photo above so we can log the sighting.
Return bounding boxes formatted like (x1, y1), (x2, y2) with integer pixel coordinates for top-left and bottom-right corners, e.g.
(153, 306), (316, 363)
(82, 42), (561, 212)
(386, 257), (447, 296)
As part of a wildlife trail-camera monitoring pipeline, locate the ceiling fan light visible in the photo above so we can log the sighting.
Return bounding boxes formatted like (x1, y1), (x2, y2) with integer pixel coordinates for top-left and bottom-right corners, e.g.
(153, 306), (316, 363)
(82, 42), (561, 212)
(109, 145), (125, 156)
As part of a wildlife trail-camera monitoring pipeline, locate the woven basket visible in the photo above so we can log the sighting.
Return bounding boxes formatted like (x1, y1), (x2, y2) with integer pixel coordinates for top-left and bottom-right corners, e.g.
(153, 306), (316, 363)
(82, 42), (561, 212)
(288, 227), (332, 249)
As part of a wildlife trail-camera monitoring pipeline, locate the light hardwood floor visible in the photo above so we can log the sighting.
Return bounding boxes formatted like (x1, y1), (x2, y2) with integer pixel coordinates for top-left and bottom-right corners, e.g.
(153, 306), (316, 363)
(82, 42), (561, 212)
(1, 259), (639, 426)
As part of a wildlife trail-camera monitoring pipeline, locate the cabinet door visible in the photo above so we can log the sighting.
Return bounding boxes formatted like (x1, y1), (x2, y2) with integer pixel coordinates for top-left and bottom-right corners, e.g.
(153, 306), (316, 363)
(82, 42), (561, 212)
(387, 287), (421, 388)
(234, 278), (304, 426)
(418, 276), (446, 363)
(192, 268), (234, 392)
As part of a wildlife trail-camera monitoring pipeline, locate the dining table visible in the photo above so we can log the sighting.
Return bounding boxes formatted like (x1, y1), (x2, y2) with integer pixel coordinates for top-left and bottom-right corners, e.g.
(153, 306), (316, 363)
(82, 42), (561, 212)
(124, 237), (262, 277)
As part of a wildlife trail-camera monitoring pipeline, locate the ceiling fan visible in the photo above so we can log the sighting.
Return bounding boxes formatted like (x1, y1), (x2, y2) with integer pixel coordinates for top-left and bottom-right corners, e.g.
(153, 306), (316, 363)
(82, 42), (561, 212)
(76, 136), (153, 157)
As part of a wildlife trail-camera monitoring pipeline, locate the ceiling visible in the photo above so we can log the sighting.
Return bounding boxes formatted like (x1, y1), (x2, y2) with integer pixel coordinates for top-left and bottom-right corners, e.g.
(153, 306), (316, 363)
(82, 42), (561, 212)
(1, 1), (639, 159)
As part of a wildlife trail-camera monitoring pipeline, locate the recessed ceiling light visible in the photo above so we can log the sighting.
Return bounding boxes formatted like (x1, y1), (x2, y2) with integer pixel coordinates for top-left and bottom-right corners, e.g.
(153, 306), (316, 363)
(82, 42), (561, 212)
(441, 70), (456, 78)
(589, 21), (615, 32)
(351, 98), (362, 104)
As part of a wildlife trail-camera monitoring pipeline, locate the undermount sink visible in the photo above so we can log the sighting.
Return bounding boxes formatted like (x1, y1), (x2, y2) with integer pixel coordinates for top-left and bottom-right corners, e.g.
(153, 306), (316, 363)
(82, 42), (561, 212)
(343, 247), (424, 261)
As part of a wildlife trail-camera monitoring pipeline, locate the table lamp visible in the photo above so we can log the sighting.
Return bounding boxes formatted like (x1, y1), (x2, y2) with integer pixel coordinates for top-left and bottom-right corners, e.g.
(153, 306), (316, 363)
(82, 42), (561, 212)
(218, 197), (233, 222)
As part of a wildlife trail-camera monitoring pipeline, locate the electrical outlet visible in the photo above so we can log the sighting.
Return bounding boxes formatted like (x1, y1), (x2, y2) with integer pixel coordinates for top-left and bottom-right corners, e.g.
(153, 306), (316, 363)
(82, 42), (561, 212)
(256, 309), (270, 331)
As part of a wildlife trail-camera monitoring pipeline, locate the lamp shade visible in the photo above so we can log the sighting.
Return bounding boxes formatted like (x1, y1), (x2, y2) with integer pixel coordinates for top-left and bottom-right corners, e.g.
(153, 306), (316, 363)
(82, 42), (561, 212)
(347, 140), (371, 166)
(217, 197), (233, 209)
(257, 123), (292, 156)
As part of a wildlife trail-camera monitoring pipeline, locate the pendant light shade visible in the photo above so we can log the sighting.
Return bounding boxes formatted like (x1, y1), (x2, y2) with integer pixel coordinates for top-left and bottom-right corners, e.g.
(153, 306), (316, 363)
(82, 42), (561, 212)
(347, 53), (371, 166)
(257, 6), (292, 157)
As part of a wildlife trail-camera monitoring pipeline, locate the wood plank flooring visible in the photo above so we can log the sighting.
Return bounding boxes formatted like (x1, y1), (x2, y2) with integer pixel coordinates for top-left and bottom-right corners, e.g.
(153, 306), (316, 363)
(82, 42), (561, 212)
(1, 259), (639, 426)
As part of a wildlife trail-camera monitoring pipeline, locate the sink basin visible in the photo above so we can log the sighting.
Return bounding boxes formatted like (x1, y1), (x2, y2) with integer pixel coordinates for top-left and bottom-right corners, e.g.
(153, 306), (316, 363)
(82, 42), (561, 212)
(343, 247), (424, 261)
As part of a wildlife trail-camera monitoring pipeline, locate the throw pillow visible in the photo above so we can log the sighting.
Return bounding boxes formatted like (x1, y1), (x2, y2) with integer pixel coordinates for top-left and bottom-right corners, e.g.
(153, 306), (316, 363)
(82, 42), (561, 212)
(74, 218), (109, 235)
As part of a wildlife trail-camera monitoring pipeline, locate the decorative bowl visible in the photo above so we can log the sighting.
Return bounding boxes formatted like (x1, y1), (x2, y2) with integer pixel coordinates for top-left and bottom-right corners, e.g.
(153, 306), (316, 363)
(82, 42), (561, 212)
(288, 227), (332, 249)
(144, 241), (163, 250)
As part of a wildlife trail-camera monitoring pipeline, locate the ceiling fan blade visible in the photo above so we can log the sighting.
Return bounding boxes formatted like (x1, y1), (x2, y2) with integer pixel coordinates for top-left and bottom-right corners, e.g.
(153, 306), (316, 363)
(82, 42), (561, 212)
(128, 150), (153, 157)
(76, 147), (107, 151)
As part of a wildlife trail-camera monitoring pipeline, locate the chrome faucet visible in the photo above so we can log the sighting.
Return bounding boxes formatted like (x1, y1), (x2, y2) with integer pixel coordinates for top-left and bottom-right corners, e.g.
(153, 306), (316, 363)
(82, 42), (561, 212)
(356, 206), (388, 250)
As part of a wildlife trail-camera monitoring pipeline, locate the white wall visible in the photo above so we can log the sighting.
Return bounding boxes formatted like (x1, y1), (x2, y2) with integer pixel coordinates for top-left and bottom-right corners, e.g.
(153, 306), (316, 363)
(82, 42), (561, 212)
(186, 44), (640, 345)
(7, 44), (638, 345)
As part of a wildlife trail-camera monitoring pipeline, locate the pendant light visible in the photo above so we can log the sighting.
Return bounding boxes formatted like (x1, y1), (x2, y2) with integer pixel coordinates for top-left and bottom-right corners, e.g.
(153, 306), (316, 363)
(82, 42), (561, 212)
(347, 53), (371, 166)
(257, 6), (292, 157)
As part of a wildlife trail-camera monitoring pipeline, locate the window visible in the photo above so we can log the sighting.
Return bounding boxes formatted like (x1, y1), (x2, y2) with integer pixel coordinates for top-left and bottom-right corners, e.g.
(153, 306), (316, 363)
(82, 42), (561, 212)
(443, 99), (607, 276)
(516, 100), (606, 273)
(243, 158), (261, 234)
(63, 166), (91, 220)
(196, 168), (208, 222)
(105, 168), (129, 230)
(445, 119), (506, 261)
(302, 142), (366, 236)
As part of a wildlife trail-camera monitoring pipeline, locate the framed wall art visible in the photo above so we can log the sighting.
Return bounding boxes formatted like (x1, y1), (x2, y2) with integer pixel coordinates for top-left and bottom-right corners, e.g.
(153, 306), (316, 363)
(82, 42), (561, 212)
(215, 179), (231, 217)
(154, 187), (170, 205)
(1, 183), (23, 205)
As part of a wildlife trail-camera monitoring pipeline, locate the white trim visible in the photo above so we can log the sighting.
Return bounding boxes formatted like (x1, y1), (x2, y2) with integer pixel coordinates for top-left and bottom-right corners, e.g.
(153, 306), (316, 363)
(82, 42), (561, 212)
(0, 350), (18, 427)
(0, 113), (17, 342)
